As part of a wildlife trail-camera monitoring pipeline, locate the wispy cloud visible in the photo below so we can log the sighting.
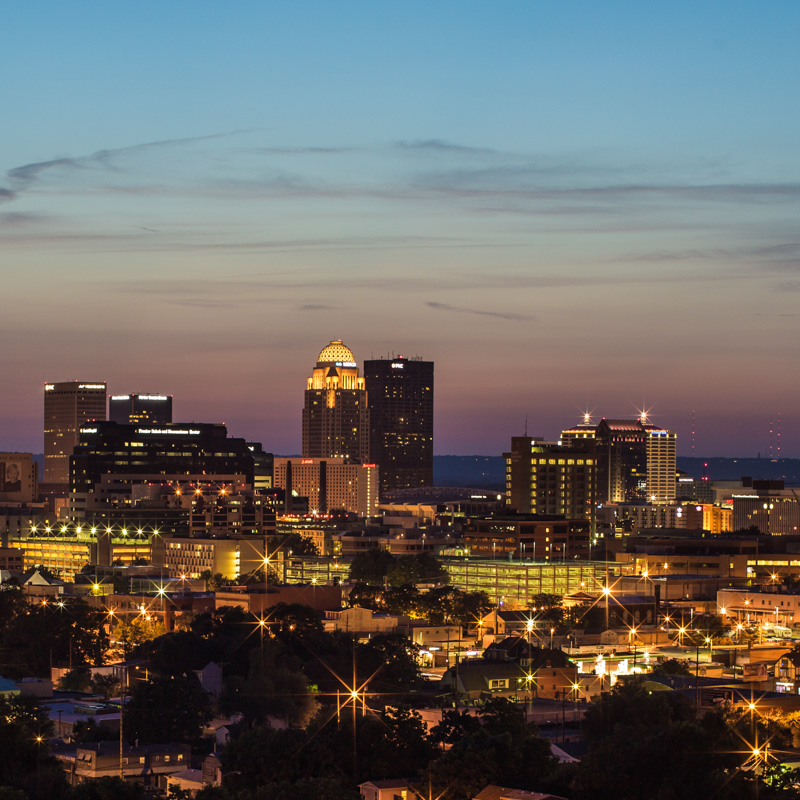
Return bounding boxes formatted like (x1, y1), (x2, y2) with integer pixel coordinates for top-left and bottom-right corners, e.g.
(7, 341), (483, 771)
(426, 301), (535, 322)
(394, 139), (495, 156)
(3, 130), (257, 194)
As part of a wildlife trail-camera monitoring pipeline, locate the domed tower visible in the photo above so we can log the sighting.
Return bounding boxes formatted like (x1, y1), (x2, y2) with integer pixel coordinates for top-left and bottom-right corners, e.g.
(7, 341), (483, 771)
(302, 339), (369, 462)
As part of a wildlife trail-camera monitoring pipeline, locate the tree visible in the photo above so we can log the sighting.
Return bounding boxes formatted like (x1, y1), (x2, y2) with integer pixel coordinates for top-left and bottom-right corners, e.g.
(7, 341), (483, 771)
(0, 695), (68, 800)
(418, 587), (490, 626)
(265, 603), (324, 638)
(137, 630), (220, 678)
(123, 675), (212, 744)
(221, 644), (317, 728)
(349, 550), (396, 585)
(1, 598), (109, 675)
(90, 673), (121, 699)
(199, 571), (232, 591)
(58, 667), (92, 693)
(651, 657), (692, 676)
(114, 616), (167, 657)
(531, 593), (564, 624)
(71, 777), (146, 800)
(347, 583), (387, 613)
(574, 681), (754, 800)
(278, 533), (320, 556)
(357, 633), (422, 692)
(425, 700), (555, 800)
(386, 553), (448, 587)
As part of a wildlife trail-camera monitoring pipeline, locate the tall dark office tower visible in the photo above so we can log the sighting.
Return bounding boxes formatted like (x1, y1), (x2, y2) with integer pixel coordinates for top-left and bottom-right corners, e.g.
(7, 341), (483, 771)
(109, 393), (173, 425)
(302, 339), (369, 462)
(363, 355), (433, 496)
(44, 381), (107, 484)
(594, 419), (647, 504)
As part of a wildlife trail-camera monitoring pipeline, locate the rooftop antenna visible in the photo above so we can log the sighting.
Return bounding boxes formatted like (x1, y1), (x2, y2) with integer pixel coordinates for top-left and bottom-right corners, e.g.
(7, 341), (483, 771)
(524, 416), (528, 437)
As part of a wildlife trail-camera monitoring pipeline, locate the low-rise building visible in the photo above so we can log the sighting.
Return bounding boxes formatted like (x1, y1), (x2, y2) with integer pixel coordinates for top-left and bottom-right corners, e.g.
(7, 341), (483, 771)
(56, 741), (190, 786)
(214, 583), (342, 614)
(323, 606), (401, 634)
(163, 535), (266, 580)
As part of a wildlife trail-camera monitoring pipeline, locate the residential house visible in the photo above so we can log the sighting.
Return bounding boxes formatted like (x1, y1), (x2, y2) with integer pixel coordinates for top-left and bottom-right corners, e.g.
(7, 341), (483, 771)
(359, 779), (410, 800)
(56, 740), (191, 787)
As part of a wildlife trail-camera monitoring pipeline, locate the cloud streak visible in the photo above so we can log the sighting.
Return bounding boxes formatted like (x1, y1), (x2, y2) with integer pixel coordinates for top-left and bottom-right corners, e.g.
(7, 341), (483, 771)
(426, 301), (535, 322)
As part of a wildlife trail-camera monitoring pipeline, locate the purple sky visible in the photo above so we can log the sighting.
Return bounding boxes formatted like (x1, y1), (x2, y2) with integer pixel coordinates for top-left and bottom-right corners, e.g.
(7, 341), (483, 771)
(2, 3), (800, 458)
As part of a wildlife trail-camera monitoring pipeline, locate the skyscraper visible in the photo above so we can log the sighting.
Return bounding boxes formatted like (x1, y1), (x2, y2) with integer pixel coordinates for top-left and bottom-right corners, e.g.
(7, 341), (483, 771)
(643, 425), (677, 502)
(594, 419), (647, 504)
(302, 339), (369, 462)
(364, 355), (433, 496)
(109, 393), (173, 425)
(43, 380), (107, 484)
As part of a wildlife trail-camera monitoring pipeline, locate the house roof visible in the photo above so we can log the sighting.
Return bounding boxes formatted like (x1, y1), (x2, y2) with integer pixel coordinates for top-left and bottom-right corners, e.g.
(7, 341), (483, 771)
(483, 610), (533, 622)
(473, 786), (568, 800)
(359, 779), (410, 789)
(484, 640), (570, 668)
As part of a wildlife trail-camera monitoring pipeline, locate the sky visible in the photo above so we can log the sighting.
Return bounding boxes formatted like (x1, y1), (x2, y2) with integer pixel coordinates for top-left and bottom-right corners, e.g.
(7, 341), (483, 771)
(2, 1), (800, 458)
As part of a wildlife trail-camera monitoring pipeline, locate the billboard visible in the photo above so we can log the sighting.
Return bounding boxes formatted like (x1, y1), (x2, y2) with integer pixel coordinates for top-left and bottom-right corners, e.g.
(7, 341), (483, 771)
(0, 453), (35, 502)
(743, 663), (769, 683)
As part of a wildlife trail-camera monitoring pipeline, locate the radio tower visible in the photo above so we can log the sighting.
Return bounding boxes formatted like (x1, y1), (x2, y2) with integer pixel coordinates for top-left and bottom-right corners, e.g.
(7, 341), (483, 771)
(691, 409), (696, 459)
(769, 416), (774, 460)
(777, 411), (782, 460)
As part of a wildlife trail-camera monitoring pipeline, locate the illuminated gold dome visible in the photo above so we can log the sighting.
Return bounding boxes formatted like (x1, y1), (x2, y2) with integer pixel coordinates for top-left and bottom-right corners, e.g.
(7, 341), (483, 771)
(317, 339), (356, 363)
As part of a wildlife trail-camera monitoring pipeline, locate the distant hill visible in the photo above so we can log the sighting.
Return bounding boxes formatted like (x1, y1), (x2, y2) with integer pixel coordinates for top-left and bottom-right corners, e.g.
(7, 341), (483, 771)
(432, 455), (800, 489)
(29, 452), (800, 489)
(676, 457), (800, 484)
(433, 455), (505, 488)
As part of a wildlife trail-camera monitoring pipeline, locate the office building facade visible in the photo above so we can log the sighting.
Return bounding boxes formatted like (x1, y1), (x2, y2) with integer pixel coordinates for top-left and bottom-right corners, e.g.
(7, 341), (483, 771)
(363, 355), (433, 496)
(274, 457), (379, 517)
(109, 393), (173, 425)
(69, 422), (257, 527)
(594, 419), (648, 504)
(504, 437), (596, 525)
(302, 339), (369, 462)
(644, 426), (677, 502)
(44, 381), (107, 484)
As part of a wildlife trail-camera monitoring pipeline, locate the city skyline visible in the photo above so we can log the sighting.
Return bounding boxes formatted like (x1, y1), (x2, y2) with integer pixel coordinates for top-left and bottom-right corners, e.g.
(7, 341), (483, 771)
(2, 3), (800, 457)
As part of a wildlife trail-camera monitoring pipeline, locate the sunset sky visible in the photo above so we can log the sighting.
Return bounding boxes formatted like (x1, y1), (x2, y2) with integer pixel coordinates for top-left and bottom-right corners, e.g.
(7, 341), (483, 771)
(2, 2), (800, 457)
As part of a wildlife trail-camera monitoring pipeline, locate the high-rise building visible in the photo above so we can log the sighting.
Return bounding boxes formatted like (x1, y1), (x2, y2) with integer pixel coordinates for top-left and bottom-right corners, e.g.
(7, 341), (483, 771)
(643, 426), (677, 502)
(109, 393), (173, 425)
(363, 355), (433, 496)
(585, 417), (677, 505)
(44, 381), (107, 484)
(274, 457), (379, 517)
(594, 419), (647, 504)
(504, 437), (596, 527)
(302, 339), (369, 463)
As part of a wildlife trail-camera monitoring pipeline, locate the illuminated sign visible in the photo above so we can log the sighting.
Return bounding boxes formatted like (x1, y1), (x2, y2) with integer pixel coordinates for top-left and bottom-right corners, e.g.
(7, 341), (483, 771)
(362, 463), (376, 468)
(80, 428), (98, 434)
(301, 459), (314, 464)
(110, 395), (129, 401)
(334, 361), (357, 368)
(391, 362), (404, 369)
(137, 428), (200, 436)
(139, 395), (169, 401)
(44, 384), (55, 391)
(79, 384), (106, 390)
